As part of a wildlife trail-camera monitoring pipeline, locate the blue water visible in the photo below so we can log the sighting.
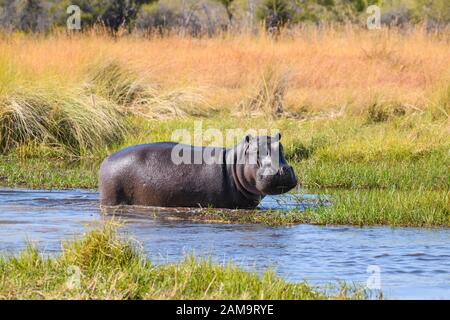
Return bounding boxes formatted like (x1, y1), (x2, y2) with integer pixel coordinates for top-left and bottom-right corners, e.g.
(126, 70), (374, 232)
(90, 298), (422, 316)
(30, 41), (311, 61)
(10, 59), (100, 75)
(0, 188), (448, 299)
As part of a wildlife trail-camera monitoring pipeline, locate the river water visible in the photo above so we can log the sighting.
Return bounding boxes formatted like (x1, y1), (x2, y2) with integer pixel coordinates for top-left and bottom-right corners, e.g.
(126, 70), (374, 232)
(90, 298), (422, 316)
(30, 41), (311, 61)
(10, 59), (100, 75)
(0, 188), (448, 299)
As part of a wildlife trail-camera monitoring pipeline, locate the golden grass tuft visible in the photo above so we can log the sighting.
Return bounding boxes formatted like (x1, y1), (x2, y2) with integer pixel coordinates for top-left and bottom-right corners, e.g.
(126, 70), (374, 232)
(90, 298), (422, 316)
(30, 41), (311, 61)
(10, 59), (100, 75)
(239, 66), (291, 118)
(429, 82), (450, 119)
(86, 59), (212, 119)
(0, 85), (128, 156)
(86, 60), (150, 107)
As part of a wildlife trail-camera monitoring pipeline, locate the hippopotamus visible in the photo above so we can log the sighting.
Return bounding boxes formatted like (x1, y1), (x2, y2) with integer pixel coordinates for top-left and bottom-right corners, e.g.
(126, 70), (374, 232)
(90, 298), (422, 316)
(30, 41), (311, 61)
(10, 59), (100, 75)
(99, 133), (297, 209)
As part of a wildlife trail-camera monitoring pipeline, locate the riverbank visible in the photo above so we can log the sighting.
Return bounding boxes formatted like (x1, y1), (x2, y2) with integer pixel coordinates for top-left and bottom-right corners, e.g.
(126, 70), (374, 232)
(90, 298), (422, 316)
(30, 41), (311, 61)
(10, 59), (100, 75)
(0, 223), (370, 300)
(2, 188), (449, 299)
(0, 115), (448, 227)
(1, 31), (448, 227)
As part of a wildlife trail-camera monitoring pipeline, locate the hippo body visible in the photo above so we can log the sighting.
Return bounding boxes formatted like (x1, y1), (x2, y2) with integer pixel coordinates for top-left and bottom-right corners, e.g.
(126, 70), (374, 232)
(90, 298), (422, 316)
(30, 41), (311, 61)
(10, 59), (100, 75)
(99, 135), (297, 209)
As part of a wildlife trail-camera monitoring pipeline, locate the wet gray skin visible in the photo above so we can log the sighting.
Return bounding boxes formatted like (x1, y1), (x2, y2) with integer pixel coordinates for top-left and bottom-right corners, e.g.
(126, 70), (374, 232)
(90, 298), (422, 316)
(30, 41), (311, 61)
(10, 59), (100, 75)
(99, 133), (297, 208)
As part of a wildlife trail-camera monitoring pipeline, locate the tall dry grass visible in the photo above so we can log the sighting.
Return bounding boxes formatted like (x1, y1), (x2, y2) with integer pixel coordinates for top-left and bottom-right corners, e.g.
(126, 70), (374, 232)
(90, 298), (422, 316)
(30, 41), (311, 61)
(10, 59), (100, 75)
(0, 57), (128, 156)
(1, 26), (449, 117)
(0, 27), (449, 156)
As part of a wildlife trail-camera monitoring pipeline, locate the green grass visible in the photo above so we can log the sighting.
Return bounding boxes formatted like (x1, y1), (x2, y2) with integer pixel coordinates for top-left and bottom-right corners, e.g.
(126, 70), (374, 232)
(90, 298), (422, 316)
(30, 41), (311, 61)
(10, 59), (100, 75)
(0, 113), (448, 227)
(302, 189), (449, 227)
(126, 205), (321, 227)
(297, 154), (449, 190)
(0, 223), (371, 300)
(0, 156), (97, 189)
(180, 189), (448, 227)
(0, 81), (129, 157)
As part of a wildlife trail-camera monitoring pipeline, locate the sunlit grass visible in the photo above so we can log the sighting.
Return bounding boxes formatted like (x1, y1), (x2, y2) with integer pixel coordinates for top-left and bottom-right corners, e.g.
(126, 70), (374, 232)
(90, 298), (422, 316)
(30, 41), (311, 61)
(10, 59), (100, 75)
(1, 114), (448, 227)
(0, 30), (448, 227)
(0, 223), (371, 299)
(0, 58), (129, 156)
(0, 156), (98, 189)
(303, 189), (450, 227)
(1, 28), (449, 117)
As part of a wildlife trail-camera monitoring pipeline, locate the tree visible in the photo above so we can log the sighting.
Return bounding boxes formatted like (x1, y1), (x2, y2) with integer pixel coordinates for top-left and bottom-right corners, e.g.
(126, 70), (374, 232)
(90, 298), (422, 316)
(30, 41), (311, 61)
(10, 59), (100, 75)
(17, 0), (46, 32)
(412, 0), (450, 25)
(0, 0), (48, 32)
(257, 0), (293, 31)
(291, 0), (383, 24)
(53, 0), (157, 33)
(214, 0), (235, 25)
(0, 0), (17, 31)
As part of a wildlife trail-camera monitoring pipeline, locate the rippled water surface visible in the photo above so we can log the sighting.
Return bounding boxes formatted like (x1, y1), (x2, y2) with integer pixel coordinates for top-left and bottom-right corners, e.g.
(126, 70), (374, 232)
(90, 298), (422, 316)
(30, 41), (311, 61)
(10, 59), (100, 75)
(0, 188), (448, 299)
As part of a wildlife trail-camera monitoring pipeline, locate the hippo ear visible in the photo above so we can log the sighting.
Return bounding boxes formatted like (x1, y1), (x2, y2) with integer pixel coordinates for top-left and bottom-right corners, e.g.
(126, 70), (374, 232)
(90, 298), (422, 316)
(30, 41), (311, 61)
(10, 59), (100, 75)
(273, 133), (281, 141)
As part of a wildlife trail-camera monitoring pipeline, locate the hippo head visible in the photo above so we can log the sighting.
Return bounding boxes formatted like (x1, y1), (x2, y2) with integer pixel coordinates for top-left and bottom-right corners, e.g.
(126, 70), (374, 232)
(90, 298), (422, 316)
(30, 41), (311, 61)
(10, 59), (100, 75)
(233, 133), (297, 197)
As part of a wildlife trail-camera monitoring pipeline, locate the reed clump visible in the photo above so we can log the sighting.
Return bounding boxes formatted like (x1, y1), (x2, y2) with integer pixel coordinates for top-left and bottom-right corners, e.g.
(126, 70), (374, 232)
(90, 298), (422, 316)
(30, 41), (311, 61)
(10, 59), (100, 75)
(86, 60), (212, 119)
(0, 57), (212, 157)
(240, 66), (291, 118)
(0, 85), (127, 156)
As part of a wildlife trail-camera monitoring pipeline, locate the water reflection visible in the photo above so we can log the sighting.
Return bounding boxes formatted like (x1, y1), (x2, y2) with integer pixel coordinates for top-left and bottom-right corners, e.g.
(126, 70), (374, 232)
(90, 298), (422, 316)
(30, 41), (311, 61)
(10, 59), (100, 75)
(0, 188), (448, 299)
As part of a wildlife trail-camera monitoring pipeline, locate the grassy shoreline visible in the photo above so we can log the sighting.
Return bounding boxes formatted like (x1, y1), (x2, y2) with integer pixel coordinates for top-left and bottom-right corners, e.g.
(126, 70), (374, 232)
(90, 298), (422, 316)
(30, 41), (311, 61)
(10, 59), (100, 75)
(1, 32), (448, 228)
(0, 223), (373, 300)
(1, 115), (448, 227)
